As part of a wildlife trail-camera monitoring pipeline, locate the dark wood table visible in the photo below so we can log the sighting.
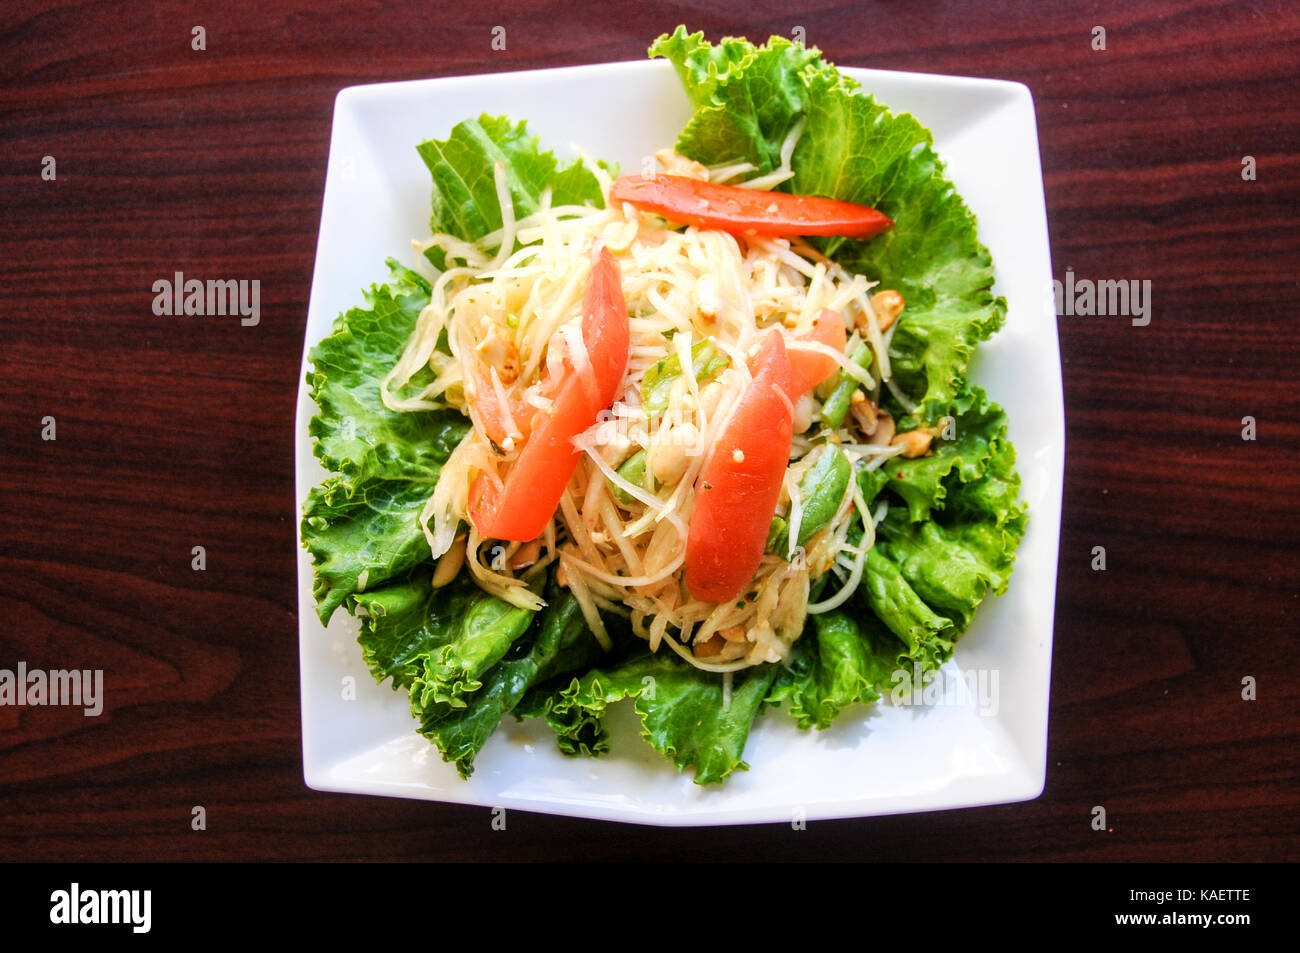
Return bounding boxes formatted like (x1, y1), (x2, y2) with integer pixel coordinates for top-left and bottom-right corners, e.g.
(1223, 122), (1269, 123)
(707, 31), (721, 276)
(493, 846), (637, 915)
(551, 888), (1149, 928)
(1, 0), (1296, 862)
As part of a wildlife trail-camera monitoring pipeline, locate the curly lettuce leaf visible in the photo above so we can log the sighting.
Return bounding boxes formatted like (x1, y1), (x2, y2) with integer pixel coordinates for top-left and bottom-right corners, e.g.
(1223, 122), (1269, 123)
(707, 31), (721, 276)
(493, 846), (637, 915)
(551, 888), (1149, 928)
(776, 392), (1026, 715)
(419, 590), (537, 709)
(766, 608), (925, 726)
(651, 28), (832, 175)
(859, 547), (956, 676)
(306, 260), (469, 483)
(542, 651), (778, 784)
(350, 571), (607, 778)
(351, 570), (537, 710)
(348, 569), (466, 690)
(301, 478), (440, 625)
(416, 586), (605, 778)
(776, 554), (955, 709)
(880, 386), (1011, 523)
(875, 510), (1023, 634)
(765, 612), (885, 730)
(793, 67), (1005, 420)
(417, 114), (609, 265)
(651, 28), (1005, 421)
(302, 260), (470, 624)
(875, 429), (1027, 632)
(939, 436), (1025, 531)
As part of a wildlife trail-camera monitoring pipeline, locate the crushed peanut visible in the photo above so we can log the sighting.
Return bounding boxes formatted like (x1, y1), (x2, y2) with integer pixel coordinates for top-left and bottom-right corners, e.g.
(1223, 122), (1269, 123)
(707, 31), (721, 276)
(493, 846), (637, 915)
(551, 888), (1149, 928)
(891, 429), (934, 458)
(868, 410), (895, 447)
(870, 289), (905, 331)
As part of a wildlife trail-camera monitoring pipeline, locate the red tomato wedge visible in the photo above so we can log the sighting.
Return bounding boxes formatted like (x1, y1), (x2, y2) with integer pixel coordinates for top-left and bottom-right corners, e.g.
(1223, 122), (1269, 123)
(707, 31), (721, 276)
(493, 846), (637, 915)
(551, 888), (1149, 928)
(468, 248), (630, 542)
(685, 333), (795, 604)
(609, 175), (894, 240)
(787, 309), (847, 396)
(468, 365), (532, 449)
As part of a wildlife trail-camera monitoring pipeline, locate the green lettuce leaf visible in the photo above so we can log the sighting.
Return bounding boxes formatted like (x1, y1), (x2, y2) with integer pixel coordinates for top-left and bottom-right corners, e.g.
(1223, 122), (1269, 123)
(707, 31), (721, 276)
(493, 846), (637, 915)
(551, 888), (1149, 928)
(831, 390), (1025, 692)
(874, 423), (1027, 631)
(302, 260), (470, 624)
(301, 477), (440, 625)
(766, 609), (922, 726)
(793, 66), (1005, 420)
(348, 569), (466, 690)
(651, 28), (1005, 421)
(351, 571), (607, 778)
(350, 569), (541, 712)
(770, 434), (1024, 728)
(939, 436), (1026, 531)
(416, 585), (605, 778)
(859, 547), (956, 676)
(651, 28), (832, 175)
(875, 508), (1023, 634)
(842, 394), (1024, 687)
(419, 591), (537, 709)
(765, 612), (883, 730)
(306, 260), (469, 483)
(417, 114), (609, 265)
(879, 386), (1011, 523)
(543, 651), (778, 784)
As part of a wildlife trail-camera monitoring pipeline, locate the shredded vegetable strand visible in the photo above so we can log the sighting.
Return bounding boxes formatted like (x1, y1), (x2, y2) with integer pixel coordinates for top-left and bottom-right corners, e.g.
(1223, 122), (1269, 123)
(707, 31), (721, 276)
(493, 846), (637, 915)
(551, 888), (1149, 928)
(383, 171), (905, 672)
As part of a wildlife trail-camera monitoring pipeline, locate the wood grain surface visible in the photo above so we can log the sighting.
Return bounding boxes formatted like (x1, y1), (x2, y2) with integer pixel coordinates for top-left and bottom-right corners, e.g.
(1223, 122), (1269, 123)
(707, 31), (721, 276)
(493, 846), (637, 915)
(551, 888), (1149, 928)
(1, 0), (1297, 862)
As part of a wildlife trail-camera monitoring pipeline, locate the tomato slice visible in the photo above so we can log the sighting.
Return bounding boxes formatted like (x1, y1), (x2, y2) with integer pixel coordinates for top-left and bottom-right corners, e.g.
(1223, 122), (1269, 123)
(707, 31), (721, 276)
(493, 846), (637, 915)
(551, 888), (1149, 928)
(577, 246), (630, 401)
(468, 248), (630, 542)
(787, 309), (847, 396)
(685, 333), (795, 604)
(609, 175), (894, 240)
(468, 365), (532, 449)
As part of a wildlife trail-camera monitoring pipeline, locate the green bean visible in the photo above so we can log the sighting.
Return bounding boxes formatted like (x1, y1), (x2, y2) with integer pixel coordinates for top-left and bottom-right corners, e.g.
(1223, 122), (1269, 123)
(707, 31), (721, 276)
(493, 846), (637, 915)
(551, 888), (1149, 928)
(767, 446), (852, 556)
(766, 517), (788, 553)
(611, 449), (650, 506)
(820, 343), (874, 429)
(640, 339), (729, 416)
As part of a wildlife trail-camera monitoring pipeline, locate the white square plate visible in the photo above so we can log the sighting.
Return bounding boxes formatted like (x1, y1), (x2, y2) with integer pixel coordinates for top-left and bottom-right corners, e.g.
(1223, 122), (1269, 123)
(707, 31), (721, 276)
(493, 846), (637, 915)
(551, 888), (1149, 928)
(296, 58), (1062, 826)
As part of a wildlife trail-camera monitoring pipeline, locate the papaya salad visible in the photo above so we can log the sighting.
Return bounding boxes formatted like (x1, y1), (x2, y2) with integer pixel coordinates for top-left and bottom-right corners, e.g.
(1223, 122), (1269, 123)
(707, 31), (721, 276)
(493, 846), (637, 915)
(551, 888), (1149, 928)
(302, 28), (1027, 784)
